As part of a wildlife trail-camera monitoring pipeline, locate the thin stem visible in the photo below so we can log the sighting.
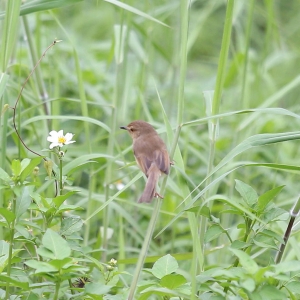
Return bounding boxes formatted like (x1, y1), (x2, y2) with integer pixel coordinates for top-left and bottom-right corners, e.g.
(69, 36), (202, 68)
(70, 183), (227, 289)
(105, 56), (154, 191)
(201, 0), (235, 263)
(211, 0), (235, 119)
(5, 196), (16, 300)
(59, 157), (63, 195)
(53, 281), (61, 300)
(127, 199), (162, 300)
(275, 197), (300, 263)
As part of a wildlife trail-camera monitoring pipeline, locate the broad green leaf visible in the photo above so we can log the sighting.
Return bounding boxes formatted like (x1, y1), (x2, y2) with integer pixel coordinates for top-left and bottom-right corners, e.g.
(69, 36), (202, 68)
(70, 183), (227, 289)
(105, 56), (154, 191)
(37, 246), (56, 259)
(257, 285), (287, 300)
(0, 241), (22, 272)
(0, 167), (11, 183)
(20, 157), (42, 182)
(152, 254), (178, 279)
(257, 185), (284, 212)
(286, 281), (300, 294)
(42, 229), (71, 259)
(204, 224), (224, 243)
(240, 277), (255, 292)
(16, 186), (33, 220)
(85, 283), (111, 296)
(259, 229), (284, 244)
(25, 260), (58, 273)
(61, 216), (83, 236)
(262, 207), (288, 223)
(11, 159), (21, 177)
(235, 180), (258, 207)
(230, 240), (251, 249)
(0, 275), (29, 289)
(0, 208), (15, 224)
(52, 191), (77, 207)
(49, 257), (72, 269)
(253, 234), (278, 250)
(229, 248), (258, 274)
(274, 261), (300, 274)
(160, 274), (186, 289)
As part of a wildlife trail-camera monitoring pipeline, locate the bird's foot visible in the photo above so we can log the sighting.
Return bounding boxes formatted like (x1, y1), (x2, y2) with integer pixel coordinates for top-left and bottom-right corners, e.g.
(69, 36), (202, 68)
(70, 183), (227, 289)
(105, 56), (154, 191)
(154, 192), (164, 199)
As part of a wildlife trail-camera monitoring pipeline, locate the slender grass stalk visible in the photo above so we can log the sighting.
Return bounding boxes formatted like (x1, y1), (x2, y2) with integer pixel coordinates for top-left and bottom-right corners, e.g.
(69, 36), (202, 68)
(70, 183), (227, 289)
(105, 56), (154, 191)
(200, 0), (235, 256)
(22, 16), (49, 105)
(0, 0), (22, 240)
(127, 198), (162, 300)
(177, 0), (189, 126)
(0, 0), (21, 71)
(127, 0), (190, 296)
(241, 0), (255, 108)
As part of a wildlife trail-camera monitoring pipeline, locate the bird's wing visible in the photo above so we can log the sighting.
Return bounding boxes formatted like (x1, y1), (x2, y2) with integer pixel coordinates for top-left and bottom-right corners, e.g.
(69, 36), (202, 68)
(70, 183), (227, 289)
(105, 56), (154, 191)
(134, 136), (170, 176)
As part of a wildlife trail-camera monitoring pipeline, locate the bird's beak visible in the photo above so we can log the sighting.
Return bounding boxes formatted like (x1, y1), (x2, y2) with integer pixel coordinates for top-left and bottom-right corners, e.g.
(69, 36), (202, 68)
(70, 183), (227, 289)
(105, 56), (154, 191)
(120, 126), (128, 130)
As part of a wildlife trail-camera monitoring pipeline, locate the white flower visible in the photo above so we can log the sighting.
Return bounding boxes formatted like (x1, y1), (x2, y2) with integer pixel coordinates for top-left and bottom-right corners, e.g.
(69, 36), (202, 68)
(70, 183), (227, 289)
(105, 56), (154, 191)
(47, 130), (75, 149)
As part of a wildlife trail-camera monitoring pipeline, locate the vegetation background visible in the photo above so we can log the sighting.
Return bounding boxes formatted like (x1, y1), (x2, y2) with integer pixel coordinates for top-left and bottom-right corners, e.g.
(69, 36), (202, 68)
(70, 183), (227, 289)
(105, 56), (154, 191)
(1, 0), (300, 299)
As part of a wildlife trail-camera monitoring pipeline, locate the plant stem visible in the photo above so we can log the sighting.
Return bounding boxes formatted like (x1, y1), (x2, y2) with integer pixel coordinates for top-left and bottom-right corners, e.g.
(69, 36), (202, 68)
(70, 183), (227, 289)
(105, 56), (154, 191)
(5, 197), (16, 300)
(59, 157), (63, 195)
(275, 197), (300, 263)
(53, 281), (61, 300)
(200, 0), (235, 259)
(127, 199), (162, 300)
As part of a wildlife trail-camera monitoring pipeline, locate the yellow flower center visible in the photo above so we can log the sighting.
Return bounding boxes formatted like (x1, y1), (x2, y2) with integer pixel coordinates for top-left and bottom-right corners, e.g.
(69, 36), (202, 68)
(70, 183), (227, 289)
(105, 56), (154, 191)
(58, 136), (66, 144)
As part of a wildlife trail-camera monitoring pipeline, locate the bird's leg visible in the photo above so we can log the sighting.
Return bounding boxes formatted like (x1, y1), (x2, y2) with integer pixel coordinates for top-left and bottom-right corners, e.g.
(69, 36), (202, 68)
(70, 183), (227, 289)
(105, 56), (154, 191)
(154, 192), (164, 199)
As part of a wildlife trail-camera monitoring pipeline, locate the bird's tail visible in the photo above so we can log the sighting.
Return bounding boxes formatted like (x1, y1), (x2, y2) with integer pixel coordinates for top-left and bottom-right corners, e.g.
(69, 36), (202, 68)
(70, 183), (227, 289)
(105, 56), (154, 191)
(138, 165), (160, 203)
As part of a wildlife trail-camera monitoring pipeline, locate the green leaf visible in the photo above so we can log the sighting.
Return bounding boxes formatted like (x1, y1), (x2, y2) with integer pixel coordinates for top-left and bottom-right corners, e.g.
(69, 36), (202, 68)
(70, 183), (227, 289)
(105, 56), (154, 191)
(257, 284), (287, 300)
(235, 179), (258, 207)
(0, 275), (29, 289)
(257, 185), (284, 212)
(204, 224), (224, 243)
(0, 241), (22, 272)
(262, 207), (288, 223)
(253, 234), (278, 250)
(151, 254), (178, 279)
(41, 229), (71, 259)
(274, 261), (300, 274)
(259, 229), (284, 244)
(15, 186), (33, 220)
(25, 260), (58, 274)
(0, 167), (11, 183)
(229, 248), (258, 274)
(11, 159), (21, 177)
(49, 257), (72, 269)
(37, 246), (57, 259)
(104, 0), (169, 28)
(20, 157), (42, 182)
(286, 281), (300, 294)
(0, 208), (15, 224)
(231, 240), (252, 249)
(19, 0), (83, 16)
(52, 191), (78, 207)
(160, 274), (186, 289)
(85, 282), (111, 296)
(61, 216), (83, 236)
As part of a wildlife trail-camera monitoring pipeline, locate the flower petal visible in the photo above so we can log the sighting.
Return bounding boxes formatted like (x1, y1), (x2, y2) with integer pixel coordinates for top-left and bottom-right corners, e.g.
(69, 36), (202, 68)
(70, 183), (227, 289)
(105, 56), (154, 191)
(65, 133), (74, 142)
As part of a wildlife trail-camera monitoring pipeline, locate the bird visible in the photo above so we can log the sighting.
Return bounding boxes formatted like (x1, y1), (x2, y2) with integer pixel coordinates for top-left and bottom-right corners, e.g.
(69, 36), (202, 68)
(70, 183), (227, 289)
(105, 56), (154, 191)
(120, 120), (170, 203)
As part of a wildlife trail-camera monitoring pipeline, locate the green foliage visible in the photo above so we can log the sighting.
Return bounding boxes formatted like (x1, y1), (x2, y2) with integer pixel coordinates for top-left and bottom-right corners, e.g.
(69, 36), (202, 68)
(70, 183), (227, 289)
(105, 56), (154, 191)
(1, 0), (300, 299)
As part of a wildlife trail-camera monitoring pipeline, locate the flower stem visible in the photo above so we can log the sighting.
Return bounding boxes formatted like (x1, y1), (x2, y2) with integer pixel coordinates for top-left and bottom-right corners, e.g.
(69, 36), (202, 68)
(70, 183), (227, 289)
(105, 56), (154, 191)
(59, 155), (63, 195)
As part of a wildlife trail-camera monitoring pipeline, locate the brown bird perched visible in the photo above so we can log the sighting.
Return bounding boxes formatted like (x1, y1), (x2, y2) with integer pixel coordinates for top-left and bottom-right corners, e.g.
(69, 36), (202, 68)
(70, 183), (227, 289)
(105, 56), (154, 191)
(120, 120), (170, 203)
